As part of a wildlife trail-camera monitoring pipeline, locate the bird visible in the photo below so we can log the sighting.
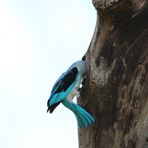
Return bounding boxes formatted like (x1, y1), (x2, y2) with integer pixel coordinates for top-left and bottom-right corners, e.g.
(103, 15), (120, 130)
(47, 59), (94, 128)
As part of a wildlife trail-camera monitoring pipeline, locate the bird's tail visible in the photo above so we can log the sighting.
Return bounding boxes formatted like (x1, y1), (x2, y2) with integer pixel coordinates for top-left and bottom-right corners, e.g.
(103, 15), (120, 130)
(62, 100), (94, 128)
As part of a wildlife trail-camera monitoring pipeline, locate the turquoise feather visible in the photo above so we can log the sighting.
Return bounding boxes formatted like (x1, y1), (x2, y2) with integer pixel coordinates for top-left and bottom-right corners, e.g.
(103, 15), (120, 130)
(47, 60), (94, 128)
(49, 77), (77, 106)
(62, 99), (94, 128)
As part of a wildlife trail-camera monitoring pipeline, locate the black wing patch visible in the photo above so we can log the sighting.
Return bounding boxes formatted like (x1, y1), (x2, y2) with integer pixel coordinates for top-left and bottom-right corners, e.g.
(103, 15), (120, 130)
(54, 67), (78, 94)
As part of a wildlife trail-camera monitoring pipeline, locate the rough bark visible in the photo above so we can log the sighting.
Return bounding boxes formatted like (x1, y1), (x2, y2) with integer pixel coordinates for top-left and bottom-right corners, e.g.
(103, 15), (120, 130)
(79, 0), (148, 148)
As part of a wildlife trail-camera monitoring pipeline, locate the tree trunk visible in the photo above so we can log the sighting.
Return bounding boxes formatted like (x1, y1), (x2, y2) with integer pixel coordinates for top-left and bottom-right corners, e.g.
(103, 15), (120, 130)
(79, 0), (148, 148)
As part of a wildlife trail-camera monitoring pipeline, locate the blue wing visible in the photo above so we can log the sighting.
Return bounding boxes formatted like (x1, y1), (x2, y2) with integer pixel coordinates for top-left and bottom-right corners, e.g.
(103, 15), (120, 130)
(47, 67), (78, 111)
(50, 73), (65, 95)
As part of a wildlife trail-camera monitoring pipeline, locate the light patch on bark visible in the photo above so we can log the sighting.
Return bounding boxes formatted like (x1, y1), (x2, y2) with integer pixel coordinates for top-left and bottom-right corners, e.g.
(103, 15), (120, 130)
(92, 0), (120, 9)
(92, 57), (116, 87)
(132, 0), (146, 11)
(97, 57), (110, 87)
(129, 64), (146, 98)
(137, 101), (148, 148)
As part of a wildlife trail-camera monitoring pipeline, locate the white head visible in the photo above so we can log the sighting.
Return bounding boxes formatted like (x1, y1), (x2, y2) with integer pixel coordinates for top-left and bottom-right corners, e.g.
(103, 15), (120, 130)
(67, 60), (87, 77)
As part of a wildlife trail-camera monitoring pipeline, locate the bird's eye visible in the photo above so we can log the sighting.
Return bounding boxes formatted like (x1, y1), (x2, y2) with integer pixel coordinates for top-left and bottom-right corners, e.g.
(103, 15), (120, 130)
(82, 56), (86, 61)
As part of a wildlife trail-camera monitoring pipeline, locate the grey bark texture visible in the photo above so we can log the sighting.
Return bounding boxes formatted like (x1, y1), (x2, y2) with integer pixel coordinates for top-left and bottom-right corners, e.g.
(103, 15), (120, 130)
(78, 0), (148, 148)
